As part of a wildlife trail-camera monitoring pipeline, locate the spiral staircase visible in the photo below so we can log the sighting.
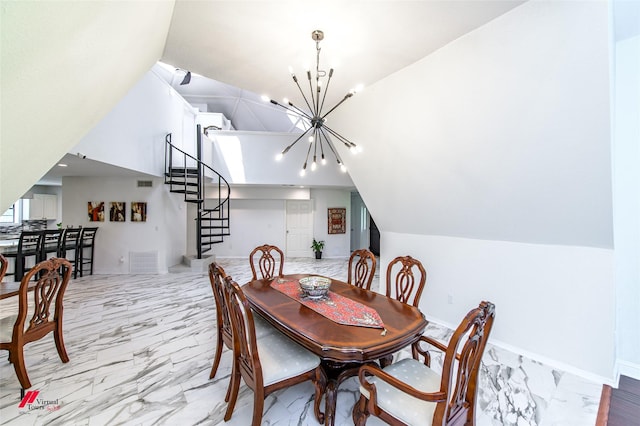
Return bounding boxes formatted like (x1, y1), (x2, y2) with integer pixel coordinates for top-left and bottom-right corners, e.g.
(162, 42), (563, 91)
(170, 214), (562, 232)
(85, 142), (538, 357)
(164, 126), (230, 259)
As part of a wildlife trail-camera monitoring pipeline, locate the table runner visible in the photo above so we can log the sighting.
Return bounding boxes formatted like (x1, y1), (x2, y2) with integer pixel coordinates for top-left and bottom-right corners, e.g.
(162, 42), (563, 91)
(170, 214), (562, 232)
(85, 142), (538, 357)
(272, 278), (385, 329)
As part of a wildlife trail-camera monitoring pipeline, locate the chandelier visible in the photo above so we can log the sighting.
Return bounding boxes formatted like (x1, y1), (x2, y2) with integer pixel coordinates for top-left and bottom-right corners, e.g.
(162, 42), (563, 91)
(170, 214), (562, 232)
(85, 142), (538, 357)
(266, 30), (361, 176)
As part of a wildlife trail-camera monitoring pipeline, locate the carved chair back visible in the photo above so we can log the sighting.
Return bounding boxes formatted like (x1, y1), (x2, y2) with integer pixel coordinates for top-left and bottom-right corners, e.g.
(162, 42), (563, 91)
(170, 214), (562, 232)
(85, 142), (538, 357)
(385, 255), (427, 307)
(348, 249), (377, 290)
(432, 301), (495, 424)
(222, 276), (324, 425)
(208, 262), (233, 379)
(249, 244), (284, 280)
(0, 258), (72, 388)
(0, 254), (7, 282)
(355, 301), (495, 426)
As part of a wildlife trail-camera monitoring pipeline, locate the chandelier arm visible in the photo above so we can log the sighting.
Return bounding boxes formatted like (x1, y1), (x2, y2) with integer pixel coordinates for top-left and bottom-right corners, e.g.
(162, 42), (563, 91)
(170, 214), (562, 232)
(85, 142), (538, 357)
(287, 101), (313, 120)
(307, 70), (318, 117)
(320, 92), (354, 120)
(281, 127), (314, 155)
(319, 69), (333, 116)
(318, 127), (326, 160)
(293, 75), (315, 115)
(271, 99), (312, 121)
(303, 136), (314, 169)
(319, 127), (344, 164)
(312, 128), (319, 166)
(322, 125), (356, 148)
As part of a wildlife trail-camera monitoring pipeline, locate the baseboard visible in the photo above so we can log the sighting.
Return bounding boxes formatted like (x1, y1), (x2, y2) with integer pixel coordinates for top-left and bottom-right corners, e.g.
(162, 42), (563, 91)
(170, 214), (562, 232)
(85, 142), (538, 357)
(616, 360), (640, 382)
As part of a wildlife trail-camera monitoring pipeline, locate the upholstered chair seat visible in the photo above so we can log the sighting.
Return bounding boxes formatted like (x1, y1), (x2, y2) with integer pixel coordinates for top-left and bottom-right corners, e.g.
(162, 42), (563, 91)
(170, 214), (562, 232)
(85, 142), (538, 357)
(359, 358), (441, 425)
(256, 329), (321, 387)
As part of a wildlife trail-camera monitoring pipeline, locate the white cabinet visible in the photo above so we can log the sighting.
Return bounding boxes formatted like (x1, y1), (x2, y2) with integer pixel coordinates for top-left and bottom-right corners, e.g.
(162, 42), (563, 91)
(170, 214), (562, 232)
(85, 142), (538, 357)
(29, 194), (58, 220)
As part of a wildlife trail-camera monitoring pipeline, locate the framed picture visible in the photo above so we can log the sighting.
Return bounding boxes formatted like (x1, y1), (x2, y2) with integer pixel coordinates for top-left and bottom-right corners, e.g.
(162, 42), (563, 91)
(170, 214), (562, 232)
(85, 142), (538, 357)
(328, 207), (346, 234)
(88, 201), (105, 222)
(131, 202), (147, 222)
(109, 202), (126, 222)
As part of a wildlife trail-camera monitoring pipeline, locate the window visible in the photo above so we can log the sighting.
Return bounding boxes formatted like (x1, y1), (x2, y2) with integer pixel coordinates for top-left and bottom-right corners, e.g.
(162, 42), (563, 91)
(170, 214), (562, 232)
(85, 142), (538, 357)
(1, 200), (24, 224)
(1, 205), (15, 223)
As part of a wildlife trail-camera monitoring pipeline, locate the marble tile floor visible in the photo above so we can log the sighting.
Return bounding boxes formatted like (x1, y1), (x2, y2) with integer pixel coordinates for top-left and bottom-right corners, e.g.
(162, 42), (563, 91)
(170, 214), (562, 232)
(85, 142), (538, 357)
(0, 257), (601, 425)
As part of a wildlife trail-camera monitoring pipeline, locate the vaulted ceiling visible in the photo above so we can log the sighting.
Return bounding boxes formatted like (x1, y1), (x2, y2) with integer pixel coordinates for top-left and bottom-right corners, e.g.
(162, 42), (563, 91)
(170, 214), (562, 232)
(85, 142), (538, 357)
(162, 1), (526, 111)
(1, 0), (528, 209)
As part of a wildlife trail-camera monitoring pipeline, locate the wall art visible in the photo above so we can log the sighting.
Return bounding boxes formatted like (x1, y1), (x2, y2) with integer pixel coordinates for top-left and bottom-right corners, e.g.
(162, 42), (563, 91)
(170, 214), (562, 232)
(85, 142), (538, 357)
(328, 207), (346, 234)
(88, 201), (105, 222)
(131, 202), (147, 222)
(109, 202), (126, 222)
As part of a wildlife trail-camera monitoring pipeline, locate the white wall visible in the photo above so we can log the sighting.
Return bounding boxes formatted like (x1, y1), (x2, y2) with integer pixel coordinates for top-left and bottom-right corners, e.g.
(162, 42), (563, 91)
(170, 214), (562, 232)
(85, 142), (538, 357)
(332, 0), (612, 249)
(209, 131), (354, 187)
(72, 68), (197, 177)
(211, 188), (351, 258)
(382, 232), (615, 380)
(613, 34), (640, 379)
(61, 177), (186, 274)
(328, 1), (616, 380)
(0, 1), (175, 211)
(310, 188), (351, 258)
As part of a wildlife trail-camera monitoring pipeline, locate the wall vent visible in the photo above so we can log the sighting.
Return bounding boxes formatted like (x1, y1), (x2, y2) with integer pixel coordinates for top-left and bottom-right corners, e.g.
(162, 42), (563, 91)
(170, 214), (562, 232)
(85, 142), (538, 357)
(129, 251), (159, 274)
(137, 180), (153, 188)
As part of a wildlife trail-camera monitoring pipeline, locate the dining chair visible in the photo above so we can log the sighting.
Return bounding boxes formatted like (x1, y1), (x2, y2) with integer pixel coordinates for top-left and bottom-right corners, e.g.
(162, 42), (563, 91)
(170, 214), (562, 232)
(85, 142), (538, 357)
(353, 301), (496, 426)
(385, 255), (427, 307)
(0, 254), (7, 282)
(222, 276), (326, 426)
(208, 263), (275, 383)
(348, 249), (377, 290)
(59, 228), (82, 278)
(2, 230), (45, 282)
(249, 244), (284, 280)
(0, 258), (73, 389)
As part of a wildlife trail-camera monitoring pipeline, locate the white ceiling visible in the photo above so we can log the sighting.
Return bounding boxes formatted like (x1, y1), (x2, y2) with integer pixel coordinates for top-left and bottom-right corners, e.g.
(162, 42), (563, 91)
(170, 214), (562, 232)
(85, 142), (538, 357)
(162, 1), (527, 109)
(38, 0), (527, 186)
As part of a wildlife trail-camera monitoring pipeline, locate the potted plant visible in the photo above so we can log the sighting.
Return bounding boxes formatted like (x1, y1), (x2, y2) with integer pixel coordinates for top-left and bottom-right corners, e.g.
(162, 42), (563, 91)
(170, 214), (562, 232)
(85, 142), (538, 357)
(311, 238), (325, 259)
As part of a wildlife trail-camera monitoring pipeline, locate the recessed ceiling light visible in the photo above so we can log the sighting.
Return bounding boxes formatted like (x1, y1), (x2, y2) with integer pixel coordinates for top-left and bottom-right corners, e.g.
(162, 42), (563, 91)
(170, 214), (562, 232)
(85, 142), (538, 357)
(58, 163), (68, 167)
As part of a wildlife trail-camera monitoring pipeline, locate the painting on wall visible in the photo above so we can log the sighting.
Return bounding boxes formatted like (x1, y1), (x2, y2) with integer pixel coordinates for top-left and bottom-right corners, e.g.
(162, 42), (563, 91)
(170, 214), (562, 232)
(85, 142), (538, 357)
(109, 202), (126, 222)
(131, 202), (147, 222)
(328, 207), (346, 234)
(88, 201), (105, 222)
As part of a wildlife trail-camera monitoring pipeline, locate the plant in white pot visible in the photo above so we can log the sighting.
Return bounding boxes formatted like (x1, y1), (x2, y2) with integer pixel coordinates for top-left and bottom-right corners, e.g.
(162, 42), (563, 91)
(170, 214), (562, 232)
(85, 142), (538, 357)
(311, 238), (325, 259)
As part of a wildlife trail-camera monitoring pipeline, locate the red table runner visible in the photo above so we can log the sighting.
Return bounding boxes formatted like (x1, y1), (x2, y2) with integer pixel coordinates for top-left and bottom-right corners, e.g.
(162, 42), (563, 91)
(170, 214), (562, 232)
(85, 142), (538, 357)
(272, 278), (385, 329)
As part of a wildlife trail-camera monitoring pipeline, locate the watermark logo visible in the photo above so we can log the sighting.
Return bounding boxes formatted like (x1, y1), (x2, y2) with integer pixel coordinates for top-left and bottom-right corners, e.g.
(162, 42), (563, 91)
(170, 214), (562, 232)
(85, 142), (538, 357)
(18, 391), (39, 408)
(17, 390), (60, 412)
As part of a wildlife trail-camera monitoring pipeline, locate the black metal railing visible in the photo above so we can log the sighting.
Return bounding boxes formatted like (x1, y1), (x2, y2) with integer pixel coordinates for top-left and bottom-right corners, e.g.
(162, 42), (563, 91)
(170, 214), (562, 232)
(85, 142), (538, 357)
(164, 127), (230, 258)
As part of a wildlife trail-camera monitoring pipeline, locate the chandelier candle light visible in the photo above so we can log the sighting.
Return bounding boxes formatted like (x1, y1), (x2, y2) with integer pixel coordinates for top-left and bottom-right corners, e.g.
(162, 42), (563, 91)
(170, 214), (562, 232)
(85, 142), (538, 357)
(265, 30), (362, 176)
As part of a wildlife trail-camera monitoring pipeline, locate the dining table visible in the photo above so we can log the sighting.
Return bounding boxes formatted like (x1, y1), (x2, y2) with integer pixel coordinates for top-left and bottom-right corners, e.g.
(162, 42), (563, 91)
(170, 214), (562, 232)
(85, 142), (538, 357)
(243, 273), (428, 426)
(0, 281), (36, 300)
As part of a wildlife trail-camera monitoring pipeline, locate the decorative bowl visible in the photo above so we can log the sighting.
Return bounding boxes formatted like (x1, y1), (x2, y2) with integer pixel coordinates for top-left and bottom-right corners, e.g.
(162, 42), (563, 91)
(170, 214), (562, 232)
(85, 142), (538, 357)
(298, 276), (331, 300)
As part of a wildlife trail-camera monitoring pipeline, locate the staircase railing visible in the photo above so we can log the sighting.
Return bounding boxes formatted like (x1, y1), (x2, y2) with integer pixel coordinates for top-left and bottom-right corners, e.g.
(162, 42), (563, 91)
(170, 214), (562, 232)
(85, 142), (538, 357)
(164, 127), (231, 258)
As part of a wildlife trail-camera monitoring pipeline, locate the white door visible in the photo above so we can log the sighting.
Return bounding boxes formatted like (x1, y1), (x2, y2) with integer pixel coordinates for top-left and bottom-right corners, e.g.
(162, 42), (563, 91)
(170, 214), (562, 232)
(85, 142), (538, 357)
(286, 200), (313, 257)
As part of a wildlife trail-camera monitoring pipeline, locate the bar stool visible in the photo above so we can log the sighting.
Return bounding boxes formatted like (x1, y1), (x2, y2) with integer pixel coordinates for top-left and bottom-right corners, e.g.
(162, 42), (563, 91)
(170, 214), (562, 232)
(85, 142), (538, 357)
(40, 229), (64, 261)
(60, 228), (82, 278)
(2, 231), (44, 281)
(76, 227), (98, 278)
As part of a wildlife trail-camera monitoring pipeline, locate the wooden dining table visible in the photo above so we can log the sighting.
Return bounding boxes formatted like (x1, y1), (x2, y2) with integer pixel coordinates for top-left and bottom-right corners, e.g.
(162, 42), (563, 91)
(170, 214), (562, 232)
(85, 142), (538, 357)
(0, 281), (36, 300)
(243, 273), (428, 426)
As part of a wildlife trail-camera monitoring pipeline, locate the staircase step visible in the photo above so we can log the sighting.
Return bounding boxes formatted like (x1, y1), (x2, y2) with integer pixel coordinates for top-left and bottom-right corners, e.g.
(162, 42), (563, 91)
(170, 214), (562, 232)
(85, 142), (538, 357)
(166, 180), (199, 186)
(167, 168), (198, 175)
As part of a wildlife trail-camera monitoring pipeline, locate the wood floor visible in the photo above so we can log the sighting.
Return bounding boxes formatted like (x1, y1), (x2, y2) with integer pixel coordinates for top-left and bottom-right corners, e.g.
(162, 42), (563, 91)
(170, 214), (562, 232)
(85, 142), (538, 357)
(597, 375), (640, 425)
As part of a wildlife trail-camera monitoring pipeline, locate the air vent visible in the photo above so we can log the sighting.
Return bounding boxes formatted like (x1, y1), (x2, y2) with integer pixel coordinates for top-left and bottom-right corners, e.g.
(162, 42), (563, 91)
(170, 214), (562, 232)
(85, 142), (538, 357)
(130, 251), (159, 274)
(137, 180), (153, 188)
